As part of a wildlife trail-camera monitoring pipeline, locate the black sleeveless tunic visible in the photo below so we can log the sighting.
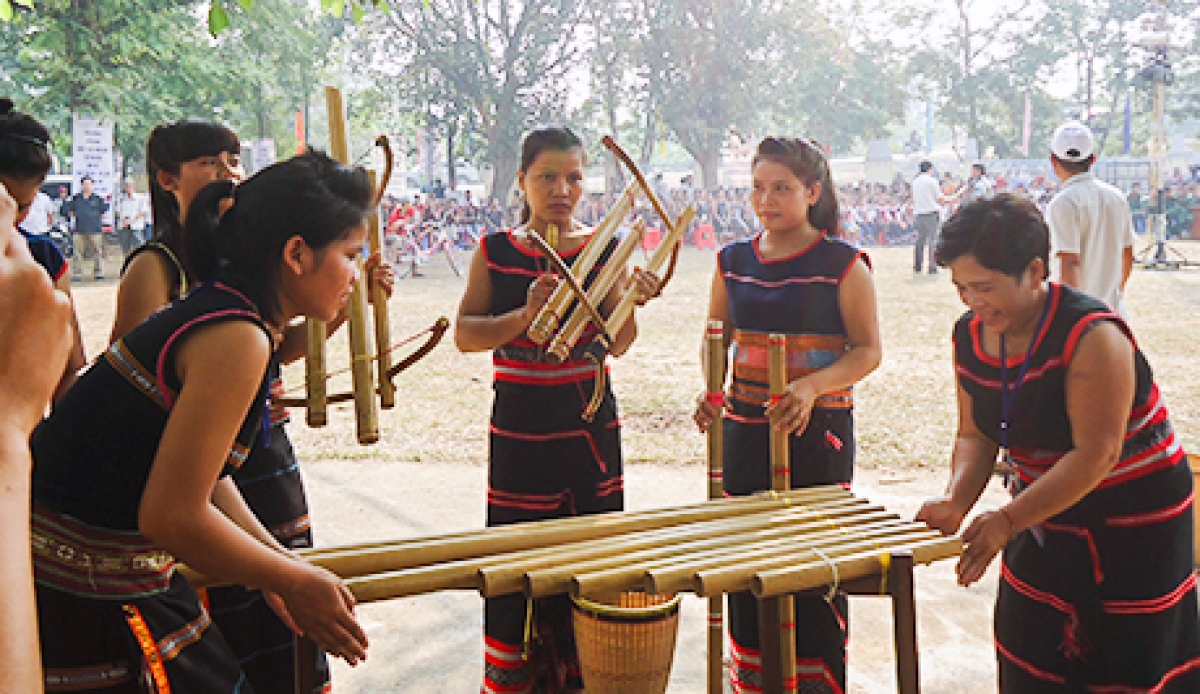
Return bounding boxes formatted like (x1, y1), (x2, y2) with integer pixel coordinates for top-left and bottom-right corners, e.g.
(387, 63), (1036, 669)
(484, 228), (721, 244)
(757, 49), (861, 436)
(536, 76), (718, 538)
(31, 280), (271, 693)
(954, 283), (1199, 693)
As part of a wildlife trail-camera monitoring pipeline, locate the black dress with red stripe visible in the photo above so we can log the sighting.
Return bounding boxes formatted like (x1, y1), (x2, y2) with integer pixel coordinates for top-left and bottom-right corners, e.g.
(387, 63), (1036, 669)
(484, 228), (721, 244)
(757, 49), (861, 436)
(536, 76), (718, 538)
(480, 229), (624, 694)
(954, 282), (1200, 693)
(30, 280), (272, 693)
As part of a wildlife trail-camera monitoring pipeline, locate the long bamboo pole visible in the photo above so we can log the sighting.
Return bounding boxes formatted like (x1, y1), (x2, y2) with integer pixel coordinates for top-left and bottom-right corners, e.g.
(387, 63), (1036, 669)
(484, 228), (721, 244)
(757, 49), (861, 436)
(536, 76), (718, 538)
(347, 253), (379, 444)
(695, 527), (943, 598)
(569, 511), (903, 600)
(766, 333), (797, 693)
(516, 502), (886, 599)
(752, 536), (964, 598)
(366, 170), (395, 409)
(527, 185), (635, 345)
(182, 486), (854, 588)
(705, 318), (726, 694)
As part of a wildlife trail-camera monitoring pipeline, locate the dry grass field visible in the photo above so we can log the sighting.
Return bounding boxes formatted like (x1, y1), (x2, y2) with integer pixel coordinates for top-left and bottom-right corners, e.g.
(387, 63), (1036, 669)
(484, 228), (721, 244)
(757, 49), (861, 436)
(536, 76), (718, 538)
(66, 239), (1200, 693)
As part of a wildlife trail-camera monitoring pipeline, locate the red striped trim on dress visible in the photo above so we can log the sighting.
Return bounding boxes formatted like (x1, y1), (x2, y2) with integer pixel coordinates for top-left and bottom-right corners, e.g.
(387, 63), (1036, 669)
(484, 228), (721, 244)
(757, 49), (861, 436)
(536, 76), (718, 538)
(155, 308), (262, 409)
(955, 356), (1065, 389)
(1102, 572), (1197, 616)
(798, 658), (844, 694)
(837, 250), (872, 282)
(1062, 310), (1124, 366)
(1107, 492), (1193, 528)
(158, 608), (212, 661)
(751, 231), (825, 264)
(487, 488), (569, 512)
(31, 506), (175, 598)
(723, 272), (839, 289)
(490, 424), (609, 474)
(1086, 656), (1200, 693)
(1000, 562), (1081, 627)
(996, 638), (1066, 686)
(1041, 522), (1104, 584)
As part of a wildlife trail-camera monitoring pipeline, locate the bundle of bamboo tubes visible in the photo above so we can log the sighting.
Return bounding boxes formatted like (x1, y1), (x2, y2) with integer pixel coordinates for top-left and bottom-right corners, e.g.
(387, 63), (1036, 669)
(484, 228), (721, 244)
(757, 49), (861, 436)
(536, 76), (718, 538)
(184, 485), (961, 607)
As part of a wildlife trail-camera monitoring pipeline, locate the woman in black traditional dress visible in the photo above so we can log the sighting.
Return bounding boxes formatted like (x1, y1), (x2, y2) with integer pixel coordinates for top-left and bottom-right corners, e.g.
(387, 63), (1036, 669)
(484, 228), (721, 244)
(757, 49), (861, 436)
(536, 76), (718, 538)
(31, 151), (370, 692)
(455, 127), (660, 694)
(918, 193), (1200, 692)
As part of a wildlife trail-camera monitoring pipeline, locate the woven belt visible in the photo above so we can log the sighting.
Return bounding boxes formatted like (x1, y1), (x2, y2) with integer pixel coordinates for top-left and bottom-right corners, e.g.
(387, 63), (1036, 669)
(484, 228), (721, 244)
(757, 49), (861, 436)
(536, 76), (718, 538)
(32, 506), (176, 598)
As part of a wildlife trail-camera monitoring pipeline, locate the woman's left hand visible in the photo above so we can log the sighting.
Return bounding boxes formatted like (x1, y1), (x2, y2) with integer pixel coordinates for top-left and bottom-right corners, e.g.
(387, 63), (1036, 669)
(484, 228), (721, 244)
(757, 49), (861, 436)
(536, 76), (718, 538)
(765, 378), (819, 435)
(630, 267), (662, 307)
(956, 510), (1014, 587)
(365, 252), (395, 301)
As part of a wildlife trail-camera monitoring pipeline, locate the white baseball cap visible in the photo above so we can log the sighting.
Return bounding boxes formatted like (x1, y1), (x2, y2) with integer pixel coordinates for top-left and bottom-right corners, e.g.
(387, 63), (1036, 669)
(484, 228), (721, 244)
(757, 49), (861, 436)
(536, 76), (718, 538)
(1051, 121), (1095, 162)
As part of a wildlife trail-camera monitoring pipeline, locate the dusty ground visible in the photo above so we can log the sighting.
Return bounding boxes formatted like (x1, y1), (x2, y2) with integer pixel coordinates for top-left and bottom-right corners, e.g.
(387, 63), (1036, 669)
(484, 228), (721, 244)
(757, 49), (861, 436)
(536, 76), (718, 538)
(68, 241), (1200, 693)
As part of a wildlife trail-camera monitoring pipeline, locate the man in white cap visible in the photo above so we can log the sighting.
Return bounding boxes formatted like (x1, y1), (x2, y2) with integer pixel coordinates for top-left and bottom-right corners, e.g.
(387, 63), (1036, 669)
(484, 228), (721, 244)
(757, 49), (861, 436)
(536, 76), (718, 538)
(1046, 120), (1136, 319)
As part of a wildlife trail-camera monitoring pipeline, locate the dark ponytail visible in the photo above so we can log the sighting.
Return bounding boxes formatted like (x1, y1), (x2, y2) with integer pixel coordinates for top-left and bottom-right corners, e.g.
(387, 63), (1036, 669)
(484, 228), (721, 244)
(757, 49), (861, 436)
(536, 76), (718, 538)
(752, 137), (841, 237)
(518, 126), (583, 225)
(0, 98), (53, 182)
(184, 149), (373, 323)
(146, 118), (241, 279)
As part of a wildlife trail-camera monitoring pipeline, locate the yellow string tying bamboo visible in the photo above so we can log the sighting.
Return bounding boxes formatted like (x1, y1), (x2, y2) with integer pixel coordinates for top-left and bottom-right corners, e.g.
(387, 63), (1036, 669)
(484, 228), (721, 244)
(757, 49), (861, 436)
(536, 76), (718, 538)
(704, 319), (726, 694)
(527, 185), (636, 345)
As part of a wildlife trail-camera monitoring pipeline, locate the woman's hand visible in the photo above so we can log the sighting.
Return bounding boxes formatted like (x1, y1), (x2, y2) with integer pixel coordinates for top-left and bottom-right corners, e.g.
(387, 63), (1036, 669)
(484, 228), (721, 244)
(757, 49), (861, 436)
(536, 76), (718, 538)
(630, 267), (663, 307)
(278, 561), (369, 665)
(521, 273), (560, 324)
(956, 510), (1014, 587)
(693, 392), (726, 434)
(764, 377), (819, 435)
(915, 496), (968, 536)
(364, 251), (395, 301)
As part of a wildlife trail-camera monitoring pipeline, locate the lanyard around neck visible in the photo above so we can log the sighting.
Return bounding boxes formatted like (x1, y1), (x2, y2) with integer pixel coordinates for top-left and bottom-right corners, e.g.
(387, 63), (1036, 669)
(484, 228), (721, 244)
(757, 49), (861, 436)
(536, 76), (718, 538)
(998, 292), (1053, 451)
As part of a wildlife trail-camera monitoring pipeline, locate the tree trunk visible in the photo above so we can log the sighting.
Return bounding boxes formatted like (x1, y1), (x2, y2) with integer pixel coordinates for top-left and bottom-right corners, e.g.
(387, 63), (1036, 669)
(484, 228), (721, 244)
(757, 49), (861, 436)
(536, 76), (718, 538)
(490, 145), (520, 207)
(698, 148), (720, 190)
(446, 120), (458, 191)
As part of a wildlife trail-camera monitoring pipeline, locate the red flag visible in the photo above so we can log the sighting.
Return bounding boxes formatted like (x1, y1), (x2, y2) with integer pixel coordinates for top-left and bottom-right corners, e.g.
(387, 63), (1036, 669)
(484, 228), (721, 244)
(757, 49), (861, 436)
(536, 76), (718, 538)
(295, 110), (305, 154)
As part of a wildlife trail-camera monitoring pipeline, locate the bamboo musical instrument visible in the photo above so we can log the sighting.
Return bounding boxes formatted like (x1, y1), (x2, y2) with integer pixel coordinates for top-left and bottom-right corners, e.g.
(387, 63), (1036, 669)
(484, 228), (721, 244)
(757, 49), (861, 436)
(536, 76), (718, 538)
(367, 169), (395, 408)
(704, 319), (725, 694)
(526, 185), (636, 345)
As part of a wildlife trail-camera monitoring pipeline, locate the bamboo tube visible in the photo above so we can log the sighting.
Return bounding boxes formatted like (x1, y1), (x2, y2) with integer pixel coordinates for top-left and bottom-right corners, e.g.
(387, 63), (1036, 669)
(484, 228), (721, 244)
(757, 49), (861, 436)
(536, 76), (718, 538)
(526, 506), (894, 600)
(549, 206), (695, 364)
(182, 486), (854, 588)
(752, 536), (964, 598)
(509, 499), (880, 598)
(340, 499), (868, 602)
(644, 514), (909, 597)
(694, 526), (943, 598)
(477, 496), (870, 597)
(305, 321), (327, 426)
(527, 185), (635, 345)
(366, 170), (395, 408)
(544, 220), (646, 362)
(347, 255), (379, 444)
(704, 318), (726, 694)
(767, 332), (797, 693)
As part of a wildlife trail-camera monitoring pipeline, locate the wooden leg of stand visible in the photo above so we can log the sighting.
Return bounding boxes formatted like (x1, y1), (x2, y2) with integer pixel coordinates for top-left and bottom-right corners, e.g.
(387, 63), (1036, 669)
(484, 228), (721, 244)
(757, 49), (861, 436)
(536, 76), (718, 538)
(294, 635), (320, 694)
(889, 552), (920, 694)
(758, 595), (797, 694)
(708, 595), (724, 694)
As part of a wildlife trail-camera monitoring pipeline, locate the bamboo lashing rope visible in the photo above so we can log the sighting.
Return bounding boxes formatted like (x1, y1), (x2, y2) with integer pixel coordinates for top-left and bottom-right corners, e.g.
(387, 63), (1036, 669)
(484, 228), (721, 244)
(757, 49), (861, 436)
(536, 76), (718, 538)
(704, 319), (726, 694)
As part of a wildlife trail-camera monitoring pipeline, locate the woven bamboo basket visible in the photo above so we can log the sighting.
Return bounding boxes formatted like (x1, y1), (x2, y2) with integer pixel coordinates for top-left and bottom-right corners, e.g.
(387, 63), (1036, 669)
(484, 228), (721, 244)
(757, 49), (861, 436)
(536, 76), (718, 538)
(571, 591), (682, 694)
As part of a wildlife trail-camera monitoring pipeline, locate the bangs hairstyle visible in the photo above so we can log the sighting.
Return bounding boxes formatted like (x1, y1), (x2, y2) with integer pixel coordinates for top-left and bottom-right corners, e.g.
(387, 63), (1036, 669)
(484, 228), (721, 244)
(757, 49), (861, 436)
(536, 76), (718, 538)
(934, 193), (1049, 278)
(519, 126), (583, 224)
(147, 118), (241, 276)
(0, 98), (53, 182)
(184, 149), (373, 324)
(752, 137), (841, 236)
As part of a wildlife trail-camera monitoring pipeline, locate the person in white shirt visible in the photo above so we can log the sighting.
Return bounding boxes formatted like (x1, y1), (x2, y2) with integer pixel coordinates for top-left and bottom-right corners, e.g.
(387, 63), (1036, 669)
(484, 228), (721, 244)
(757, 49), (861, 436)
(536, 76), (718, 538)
(114, 178), (150, 256)
(20, 190), (53, 236)
(911, 160), (956, 273)
(1045, 121), (1136, 319)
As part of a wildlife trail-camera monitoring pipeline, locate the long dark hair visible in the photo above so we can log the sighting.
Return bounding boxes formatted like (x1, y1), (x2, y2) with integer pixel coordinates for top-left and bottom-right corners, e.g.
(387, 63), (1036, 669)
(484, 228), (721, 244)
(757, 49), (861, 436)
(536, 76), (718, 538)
(147, 118), (241, 279)
(752, 137), (841, 236)
(518, 126), (583, 224)
(184, 149), (373, 324)
(0, 98), (53, 183)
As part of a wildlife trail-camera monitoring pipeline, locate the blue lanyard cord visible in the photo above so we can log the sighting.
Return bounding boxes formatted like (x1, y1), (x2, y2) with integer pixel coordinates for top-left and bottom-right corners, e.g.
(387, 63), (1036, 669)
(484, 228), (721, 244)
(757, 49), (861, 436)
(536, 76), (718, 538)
(998, 291), (1053, 451)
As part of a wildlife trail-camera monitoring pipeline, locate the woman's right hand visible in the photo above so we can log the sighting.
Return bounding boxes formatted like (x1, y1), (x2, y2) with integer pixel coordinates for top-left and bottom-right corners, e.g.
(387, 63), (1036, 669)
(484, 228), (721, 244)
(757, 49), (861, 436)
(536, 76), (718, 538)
(522, 272), (559, 324)
(279, 561), (369, 666)
(915, 496), (967, 537)
(693, 393), (725, 434)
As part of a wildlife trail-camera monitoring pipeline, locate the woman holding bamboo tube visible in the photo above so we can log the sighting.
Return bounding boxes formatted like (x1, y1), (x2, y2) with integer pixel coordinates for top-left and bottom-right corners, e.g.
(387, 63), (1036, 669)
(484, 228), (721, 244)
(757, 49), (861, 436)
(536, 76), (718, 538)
(455, 126), (660, 694)
(917, 194), (1199, 692)
(109, 121), (393, 694)
(693, 137), (881, 693)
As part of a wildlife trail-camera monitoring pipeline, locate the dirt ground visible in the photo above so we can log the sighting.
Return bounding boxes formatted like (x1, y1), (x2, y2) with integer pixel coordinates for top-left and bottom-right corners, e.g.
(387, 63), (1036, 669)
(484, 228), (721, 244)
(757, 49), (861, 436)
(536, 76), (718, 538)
(67, 241), (1200, 693)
